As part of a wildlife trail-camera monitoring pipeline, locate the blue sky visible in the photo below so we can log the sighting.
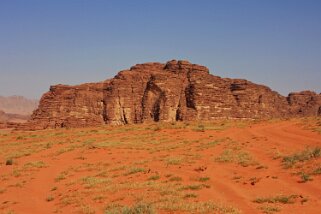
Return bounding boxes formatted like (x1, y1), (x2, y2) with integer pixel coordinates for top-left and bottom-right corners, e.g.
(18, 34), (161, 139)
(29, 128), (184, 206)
(0, 0), (320, 99)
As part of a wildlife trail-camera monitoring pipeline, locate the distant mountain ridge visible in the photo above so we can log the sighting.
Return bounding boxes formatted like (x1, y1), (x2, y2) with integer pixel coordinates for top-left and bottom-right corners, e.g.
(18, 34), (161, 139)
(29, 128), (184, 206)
(0, 110), (30, 123)
(0, 95), (38, 115)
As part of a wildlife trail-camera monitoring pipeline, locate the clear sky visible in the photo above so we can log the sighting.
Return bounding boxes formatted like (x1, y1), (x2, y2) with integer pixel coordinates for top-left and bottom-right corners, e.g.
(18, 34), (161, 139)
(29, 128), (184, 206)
(0, 0), (320, 99)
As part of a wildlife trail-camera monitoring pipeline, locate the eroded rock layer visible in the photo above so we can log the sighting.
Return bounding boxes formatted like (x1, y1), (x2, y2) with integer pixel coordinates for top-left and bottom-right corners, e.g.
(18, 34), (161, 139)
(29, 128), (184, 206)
(22, 60), (321, 130)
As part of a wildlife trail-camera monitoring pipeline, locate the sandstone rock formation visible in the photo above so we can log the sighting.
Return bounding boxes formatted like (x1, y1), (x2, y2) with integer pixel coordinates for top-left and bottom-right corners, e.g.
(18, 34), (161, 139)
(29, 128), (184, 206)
(287, 91), (321, 116)
(22, 60), (321, 130)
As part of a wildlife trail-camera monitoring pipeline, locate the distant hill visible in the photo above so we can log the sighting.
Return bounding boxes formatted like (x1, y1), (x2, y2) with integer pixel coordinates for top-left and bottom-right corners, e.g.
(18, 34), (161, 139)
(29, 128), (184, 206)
(0, 110), (30, 123)
(0, 95), (38, 115)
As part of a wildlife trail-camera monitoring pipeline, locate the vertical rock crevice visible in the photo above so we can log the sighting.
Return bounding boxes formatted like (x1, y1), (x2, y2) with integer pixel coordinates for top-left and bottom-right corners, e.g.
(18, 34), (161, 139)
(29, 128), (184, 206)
(141, 75), (165, 122)
(185, 71), (197, 110)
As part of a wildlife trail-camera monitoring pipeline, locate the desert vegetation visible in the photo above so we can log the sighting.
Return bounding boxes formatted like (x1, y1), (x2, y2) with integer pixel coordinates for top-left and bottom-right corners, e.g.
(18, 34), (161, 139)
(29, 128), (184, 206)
(0, 118), (320, 213)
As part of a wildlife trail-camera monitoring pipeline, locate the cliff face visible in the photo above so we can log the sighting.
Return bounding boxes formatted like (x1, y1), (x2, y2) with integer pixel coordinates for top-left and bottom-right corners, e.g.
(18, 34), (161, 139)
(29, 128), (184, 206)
(25, 83), (106, 129)
(287, 91), (321, 116)
(22, 60), (321, 130)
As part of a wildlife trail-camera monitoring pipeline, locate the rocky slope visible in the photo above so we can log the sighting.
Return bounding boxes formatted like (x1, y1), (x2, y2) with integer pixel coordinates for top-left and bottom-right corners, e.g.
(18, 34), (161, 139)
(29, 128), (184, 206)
(22, 60), (321, 130)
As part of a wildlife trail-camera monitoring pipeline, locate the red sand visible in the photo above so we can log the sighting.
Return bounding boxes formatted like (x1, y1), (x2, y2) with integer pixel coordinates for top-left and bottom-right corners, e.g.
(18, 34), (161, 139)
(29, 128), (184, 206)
(0, 119), (320, 213)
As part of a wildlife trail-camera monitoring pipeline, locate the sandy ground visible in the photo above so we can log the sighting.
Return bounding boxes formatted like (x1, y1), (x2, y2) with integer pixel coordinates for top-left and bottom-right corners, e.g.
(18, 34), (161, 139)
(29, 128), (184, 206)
(0, 118), (320, 214)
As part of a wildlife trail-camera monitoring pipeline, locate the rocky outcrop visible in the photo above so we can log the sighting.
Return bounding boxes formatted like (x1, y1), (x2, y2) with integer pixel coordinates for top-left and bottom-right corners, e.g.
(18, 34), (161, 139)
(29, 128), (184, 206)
(21, 60), (321, 130)
(287, 91), (321, 116)
(24, 83), (106, 129)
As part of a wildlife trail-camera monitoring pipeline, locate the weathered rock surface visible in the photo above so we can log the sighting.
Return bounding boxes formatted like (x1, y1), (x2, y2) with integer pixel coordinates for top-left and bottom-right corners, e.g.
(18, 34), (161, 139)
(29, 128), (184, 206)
(22, 60), (321, 130)
(287, 91), (321, 116)
(25, 83), (106, 129)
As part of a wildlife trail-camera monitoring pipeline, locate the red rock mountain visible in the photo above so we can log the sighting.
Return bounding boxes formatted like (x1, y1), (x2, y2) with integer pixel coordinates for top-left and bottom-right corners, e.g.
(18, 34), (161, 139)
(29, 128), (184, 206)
(23, 60), (321, 130)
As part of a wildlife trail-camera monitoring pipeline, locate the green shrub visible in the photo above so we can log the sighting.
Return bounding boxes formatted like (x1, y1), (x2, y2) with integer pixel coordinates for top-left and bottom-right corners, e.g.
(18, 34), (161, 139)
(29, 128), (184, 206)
(169, 176), (182, 182)
(282, 147), (321, 168)
(184, 193), (197, 198)
(124, 167), (145, 176)
(148, 175), (160, 181)
(253, 195), (298, 204)
(198, 177), (210, 182)
(105, 202), (155, 214)
(46, 195), (54, 202)
(5, 159), (13, 165)
(300, 173), (312, 183)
